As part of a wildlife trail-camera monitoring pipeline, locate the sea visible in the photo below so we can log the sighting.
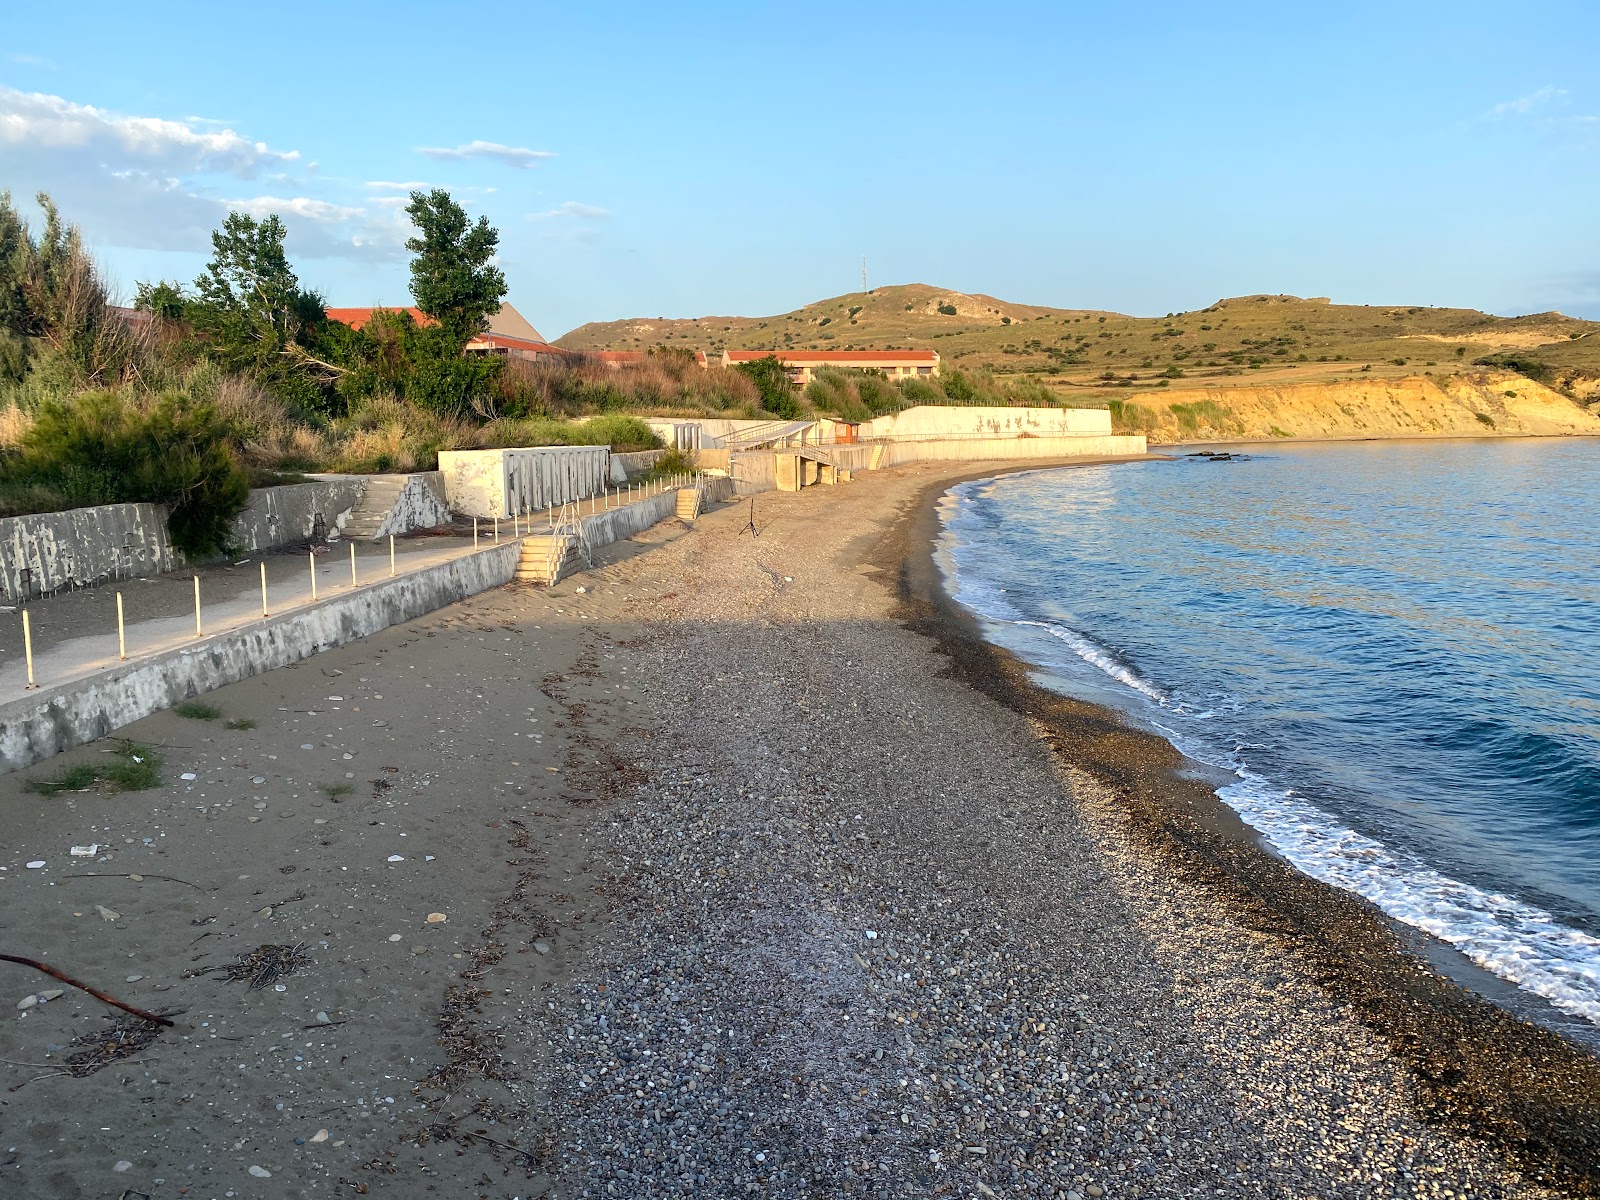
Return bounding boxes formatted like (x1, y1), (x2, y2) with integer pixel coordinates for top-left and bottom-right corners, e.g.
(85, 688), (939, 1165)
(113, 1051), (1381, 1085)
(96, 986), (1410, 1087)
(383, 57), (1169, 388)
(935, 439), (1600, 1033)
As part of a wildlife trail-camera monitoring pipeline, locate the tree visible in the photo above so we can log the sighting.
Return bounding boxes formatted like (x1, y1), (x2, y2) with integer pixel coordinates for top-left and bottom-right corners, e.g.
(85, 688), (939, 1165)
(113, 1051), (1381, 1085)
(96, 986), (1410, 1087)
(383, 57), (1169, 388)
(192, 212), (307, 354)
(133, 280), (188, 321)
(405, 189), (506, 348)
(734, 355), (800, 418)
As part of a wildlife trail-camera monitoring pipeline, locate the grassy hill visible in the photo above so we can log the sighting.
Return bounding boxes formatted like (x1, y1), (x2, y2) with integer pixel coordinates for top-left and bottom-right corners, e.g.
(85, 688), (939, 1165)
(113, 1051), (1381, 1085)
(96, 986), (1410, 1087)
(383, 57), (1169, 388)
(557, 283), (1600, 406)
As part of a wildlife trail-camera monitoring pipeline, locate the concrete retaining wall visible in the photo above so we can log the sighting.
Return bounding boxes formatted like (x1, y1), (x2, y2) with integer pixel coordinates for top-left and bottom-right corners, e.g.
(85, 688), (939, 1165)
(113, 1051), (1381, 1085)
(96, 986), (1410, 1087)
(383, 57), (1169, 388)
(729, 451), (778, 495)
(231, 478), (367, 551)
(863, 405), (1114, 440)
(438, 446), (611, 518)
(874, 434), (1146, 466)
(0, 479), (370, 601)
(610, 449), (669, 481)
(574, 476), (735, 549)
(370, 473), (452, 539)
(0, 541), (522, 775)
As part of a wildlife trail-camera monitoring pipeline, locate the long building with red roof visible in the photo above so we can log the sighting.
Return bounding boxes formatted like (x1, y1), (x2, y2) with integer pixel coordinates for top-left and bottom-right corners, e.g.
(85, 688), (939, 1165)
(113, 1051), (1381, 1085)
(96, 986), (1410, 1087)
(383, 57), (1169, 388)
(721, 348), (938, 385)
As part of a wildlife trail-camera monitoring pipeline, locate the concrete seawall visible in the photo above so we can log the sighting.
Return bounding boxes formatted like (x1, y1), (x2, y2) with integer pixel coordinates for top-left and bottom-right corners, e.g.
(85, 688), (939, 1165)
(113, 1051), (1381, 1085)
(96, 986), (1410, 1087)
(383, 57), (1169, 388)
(874, 434), (1147, 466)
(0, 541), (521, 775)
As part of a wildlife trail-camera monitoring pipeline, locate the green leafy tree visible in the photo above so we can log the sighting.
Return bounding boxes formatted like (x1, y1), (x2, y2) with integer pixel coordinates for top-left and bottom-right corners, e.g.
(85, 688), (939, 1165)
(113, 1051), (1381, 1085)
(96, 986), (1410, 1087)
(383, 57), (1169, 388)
(192, 213), (309, 357)
(133, 279), (188, 321)
(733, 355), (800, 418)
(404, 189), (507, 348)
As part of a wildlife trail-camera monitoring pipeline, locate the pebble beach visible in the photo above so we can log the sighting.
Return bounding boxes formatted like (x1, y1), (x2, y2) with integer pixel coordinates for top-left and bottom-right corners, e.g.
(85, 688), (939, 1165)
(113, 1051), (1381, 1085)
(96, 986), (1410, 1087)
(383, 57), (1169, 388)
(1, 460), (1597, 1198)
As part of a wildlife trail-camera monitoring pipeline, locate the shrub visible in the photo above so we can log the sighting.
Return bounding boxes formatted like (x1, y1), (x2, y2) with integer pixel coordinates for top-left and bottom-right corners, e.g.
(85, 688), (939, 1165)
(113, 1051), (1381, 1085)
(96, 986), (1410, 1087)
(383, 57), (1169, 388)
(937, 304), (957, 316)
(733, 355), (801, 418)
(1476, 412), (1496, 427)
(4, 389), (251, 555)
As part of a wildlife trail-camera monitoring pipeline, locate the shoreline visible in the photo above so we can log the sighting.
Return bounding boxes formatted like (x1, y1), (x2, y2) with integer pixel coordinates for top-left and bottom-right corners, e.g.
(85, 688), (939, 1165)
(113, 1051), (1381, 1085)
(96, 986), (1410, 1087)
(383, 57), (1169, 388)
(885, 457), (1600, 1192)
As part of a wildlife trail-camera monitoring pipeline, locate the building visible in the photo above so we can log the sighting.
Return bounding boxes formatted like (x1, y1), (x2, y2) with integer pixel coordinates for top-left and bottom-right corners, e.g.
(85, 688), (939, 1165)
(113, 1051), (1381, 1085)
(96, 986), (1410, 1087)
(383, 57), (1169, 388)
(720, 348), (939, 385)
(325, 303), (570, 363)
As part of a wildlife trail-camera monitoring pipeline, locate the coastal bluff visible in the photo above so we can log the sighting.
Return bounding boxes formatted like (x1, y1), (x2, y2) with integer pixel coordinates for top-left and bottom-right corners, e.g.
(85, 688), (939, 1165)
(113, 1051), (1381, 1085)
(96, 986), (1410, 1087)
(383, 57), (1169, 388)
(1117, 370), (1600, 443)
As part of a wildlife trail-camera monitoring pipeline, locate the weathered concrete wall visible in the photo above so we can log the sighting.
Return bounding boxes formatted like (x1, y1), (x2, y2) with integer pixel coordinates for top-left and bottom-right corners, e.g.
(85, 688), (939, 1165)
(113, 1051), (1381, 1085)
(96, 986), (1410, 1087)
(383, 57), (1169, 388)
(0, 502), (172, 602)
(729, 451), (778, 495)
(874, 434), (1146, 465)
(0, 541), (522, 775)
(232, 478), (367, 551)
(863, 405), (1114, 440)
(370, 473), (452, 539)
(438, 446), (611, 518)
(609, 449), (669, 481)
(0, 479), (370, 601)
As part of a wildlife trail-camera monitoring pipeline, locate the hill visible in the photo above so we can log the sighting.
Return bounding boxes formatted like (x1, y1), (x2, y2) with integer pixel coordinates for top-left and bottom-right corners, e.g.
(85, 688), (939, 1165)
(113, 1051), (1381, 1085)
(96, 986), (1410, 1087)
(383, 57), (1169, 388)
(556, 283), (1600, 407)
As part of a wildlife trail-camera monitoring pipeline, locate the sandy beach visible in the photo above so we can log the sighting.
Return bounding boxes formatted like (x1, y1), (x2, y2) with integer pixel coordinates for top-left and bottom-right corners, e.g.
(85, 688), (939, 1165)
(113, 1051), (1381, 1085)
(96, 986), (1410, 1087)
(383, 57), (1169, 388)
(2, 460), (1598, 1199)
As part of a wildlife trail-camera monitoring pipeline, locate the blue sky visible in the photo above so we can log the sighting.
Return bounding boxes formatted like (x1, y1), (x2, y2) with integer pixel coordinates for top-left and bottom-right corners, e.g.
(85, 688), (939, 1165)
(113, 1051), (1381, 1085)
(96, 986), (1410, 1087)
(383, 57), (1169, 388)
(3, 1), (1597, 336)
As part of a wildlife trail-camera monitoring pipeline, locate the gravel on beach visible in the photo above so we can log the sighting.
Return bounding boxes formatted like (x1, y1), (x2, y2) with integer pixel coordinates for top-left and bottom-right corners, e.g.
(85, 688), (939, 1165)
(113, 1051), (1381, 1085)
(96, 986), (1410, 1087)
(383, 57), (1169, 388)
(0, 461), (1589, 1198)
(516, 465), (1569, 1199)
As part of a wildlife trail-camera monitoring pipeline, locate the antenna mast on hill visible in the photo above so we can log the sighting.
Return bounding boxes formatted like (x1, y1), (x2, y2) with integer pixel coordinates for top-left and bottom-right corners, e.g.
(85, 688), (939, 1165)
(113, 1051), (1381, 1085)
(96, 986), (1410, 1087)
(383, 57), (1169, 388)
(861, 256), (868, 292)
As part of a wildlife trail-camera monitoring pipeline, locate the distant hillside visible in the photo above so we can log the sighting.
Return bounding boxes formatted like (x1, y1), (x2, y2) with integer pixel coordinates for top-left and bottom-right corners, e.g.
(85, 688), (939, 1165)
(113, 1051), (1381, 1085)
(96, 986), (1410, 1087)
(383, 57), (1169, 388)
(557, 283), (1600, 408)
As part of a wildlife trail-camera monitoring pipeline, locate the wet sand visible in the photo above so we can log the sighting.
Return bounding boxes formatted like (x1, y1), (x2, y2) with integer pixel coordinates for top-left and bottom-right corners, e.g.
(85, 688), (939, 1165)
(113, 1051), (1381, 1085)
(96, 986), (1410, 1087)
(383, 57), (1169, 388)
(0, 460), (1596, 1199)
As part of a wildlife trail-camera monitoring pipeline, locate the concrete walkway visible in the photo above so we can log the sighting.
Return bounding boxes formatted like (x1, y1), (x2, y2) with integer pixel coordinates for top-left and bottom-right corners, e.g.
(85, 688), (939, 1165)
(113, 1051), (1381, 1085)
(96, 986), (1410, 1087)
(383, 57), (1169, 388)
(0, 535), (499, 704)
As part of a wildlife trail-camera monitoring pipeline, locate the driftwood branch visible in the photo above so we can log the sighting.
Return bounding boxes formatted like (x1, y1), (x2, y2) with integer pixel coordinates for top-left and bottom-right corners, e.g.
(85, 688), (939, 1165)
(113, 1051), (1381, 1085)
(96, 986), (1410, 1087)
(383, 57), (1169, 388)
(0, 954), (175, 1027)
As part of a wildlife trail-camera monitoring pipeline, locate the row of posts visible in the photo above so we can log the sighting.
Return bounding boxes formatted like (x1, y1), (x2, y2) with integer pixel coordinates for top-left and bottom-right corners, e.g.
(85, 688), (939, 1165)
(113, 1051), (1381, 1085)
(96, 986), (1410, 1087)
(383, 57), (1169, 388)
(18, 535), (401, 691)
(469, 471), (695, 545)
(18, 472), (697, 690)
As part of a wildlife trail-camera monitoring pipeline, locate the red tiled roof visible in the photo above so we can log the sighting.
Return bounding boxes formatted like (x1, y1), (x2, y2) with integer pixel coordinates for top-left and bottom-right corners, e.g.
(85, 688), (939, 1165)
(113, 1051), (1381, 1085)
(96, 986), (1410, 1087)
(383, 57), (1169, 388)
(325, 306), (432, 331)
(467, 331), (572, 355)
(724, 349), (937, 363)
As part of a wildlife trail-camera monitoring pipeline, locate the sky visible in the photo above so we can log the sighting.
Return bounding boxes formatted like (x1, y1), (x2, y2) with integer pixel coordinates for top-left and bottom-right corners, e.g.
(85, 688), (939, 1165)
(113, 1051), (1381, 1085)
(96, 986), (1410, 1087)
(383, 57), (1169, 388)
(2, 1), (1597, 337)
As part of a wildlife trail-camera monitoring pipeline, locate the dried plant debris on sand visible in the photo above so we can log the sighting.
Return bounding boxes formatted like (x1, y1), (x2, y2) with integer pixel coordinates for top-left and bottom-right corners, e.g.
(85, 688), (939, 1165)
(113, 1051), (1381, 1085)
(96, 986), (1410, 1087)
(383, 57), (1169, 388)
(201, 942), (310, 990)
(60, 1013), (170, 1078)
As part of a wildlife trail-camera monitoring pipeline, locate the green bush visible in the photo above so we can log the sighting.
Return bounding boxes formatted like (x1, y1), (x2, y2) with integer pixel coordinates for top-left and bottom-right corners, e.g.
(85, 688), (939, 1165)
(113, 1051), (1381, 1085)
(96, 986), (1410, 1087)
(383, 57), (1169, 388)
(4, 389), (251, 556)
(733, 355), (801, 418)
(575, 413), (663, 451)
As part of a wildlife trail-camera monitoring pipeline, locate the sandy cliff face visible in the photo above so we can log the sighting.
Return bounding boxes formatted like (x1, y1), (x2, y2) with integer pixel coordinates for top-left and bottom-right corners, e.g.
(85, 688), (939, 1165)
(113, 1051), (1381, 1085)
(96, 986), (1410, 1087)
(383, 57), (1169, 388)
(1117, 371), (1600, 443)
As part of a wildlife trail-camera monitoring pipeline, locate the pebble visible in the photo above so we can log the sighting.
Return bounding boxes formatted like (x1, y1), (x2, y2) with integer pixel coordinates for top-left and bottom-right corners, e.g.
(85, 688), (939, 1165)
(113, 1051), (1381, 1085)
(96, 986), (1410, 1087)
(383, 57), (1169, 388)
(310, 1129), (329, 1143)
(426, 912), (447, 924)
(314, 1011), (331, 1024)
(388, 934), (402, 942)
(253, 776), (266, 785)
(180, 772), (197, 781)
(113, 1160), (133, 1173)
(125, 974), (143, 983)
(387, 854), (405, 863)
(248, 1165), (271, 1178)
(25, 860), (44, 869)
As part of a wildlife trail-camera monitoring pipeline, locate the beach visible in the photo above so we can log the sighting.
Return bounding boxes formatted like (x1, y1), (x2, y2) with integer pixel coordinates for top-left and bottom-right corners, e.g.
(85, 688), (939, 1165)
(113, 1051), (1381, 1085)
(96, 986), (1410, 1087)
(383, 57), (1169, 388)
(2, 459), (1597, 1199)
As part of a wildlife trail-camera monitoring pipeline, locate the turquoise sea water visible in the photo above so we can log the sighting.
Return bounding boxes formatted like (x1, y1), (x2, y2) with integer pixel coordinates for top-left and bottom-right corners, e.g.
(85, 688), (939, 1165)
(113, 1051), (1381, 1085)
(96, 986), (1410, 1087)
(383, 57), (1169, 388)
(937, 439), (1600, 1027)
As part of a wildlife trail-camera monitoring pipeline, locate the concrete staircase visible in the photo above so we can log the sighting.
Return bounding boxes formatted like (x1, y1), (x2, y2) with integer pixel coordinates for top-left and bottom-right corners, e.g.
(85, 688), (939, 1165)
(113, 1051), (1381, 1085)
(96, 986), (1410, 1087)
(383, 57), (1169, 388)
(341, 476), (407, 541)
(513, 533), (577, 586)
(675, 485), (700, 523)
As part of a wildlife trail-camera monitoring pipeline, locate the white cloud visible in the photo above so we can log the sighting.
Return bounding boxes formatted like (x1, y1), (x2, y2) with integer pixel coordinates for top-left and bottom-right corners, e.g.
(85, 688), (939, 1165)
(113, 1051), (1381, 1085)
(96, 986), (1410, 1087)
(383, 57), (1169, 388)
(9, 53), (55, 68)
(223, 195), (365, 223)
(0, 85), (402, 263)
(0, 84), (298, 174)
(1490, 86), (1566, 117)
(364, 179), (430, 191)
(416, 140), (554, 169)
(530, 200), (608, 220)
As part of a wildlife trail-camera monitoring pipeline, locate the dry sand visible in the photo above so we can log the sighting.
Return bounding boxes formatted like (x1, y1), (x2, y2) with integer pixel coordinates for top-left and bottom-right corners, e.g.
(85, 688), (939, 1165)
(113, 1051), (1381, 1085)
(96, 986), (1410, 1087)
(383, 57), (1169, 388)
(0, 462), (1596, 1199)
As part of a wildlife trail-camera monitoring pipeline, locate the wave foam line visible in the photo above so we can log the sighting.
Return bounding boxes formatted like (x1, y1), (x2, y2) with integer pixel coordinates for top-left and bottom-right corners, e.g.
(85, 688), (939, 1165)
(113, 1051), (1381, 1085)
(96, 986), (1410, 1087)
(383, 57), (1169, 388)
(939, 538), (1600, 1025)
